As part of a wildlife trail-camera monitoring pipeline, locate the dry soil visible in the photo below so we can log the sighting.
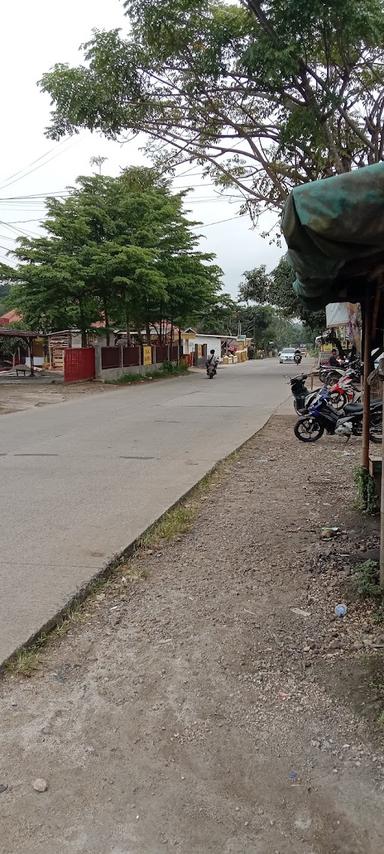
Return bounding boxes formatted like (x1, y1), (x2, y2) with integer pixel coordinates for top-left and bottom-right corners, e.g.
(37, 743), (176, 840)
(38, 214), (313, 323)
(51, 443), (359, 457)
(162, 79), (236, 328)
(0, 415), (384, 854)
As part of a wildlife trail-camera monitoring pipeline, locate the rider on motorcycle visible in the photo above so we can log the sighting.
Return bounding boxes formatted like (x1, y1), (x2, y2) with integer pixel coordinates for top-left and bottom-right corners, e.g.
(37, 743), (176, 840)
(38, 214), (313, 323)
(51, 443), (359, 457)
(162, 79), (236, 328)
(206, 349), (219, 374)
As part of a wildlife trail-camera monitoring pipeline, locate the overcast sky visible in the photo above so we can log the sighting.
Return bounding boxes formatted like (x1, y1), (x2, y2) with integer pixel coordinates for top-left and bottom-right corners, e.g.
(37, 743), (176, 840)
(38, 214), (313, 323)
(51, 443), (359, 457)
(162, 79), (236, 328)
(0, 0), (283, 297)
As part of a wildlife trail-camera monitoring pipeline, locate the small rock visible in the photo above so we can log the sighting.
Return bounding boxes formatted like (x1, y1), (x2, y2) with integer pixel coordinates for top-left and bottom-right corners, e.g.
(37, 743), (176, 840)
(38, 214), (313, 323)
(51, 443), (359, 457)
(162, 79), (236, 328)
(321, 527), (340, 540)
(0, 784), (8, 794)
(33, 778), (48, 793)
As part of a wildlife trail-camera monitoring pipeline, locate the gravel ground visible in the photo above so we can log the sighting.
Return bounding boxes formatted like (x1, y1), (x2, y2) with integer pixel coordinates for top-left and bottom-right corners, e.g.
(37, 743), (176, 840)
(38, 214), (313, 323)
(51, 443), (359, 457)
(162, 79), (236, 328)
(1, 414), (384, 854)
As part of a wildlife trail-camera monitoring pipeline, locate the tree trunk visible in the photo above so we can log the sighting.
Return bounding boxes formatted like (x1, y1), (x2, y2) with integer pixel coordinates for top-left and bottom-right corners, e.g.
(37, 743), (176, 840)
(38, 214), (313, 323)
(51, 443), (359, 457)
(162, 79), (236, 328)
(103, 299), (110, 346)
(125, 305), (132, 346)
(79, 300), (87, 347)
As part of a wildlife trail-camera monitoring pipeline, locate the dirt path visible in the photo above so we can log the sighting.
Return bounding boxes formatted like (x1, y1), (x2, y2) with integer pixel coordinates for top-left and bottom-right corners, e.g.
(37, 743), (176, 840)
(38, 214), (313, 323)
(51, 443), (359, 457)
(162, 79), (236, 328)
(1, 415), (384, 854)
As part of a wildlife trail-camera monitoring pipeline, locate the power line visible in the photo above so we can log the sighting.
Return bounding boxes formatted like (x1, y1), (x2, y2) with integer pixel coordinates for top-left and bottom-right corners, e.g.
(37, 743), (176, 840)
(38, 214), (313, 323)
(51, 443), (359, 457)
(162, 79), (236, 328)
(0, 191), (68, 201)
(0, 141), (74, 192)
(191, 214), (244, 229)
(0, 146), (62, 188)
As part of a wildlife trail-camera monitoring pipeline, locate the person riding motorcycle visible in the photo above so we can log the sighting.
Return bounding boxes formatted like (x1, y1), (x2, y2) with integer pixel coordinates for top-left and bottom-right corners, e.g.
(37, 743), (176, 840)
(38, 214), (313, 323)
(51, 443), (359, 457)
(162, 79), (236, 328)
(206, 349), (219, 376)
(294, 348), (302, 364)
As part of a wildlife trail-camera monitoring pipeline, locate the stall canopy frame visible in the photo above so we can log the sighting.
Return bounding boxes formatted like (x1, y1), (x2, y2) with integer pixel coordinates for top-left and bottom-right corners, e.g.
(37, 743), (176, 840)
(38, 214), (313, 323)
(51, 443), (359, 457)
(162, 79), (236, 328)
(0, 327), (39, 376)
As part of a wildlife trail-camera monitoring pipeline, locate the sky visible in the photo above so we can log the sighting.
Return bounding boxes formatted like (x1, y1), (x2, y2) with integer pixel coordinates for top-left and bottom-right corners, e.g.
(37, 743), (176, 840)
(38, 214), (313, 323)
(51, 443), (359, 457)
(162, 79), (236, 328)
(0, 0), (283, 298)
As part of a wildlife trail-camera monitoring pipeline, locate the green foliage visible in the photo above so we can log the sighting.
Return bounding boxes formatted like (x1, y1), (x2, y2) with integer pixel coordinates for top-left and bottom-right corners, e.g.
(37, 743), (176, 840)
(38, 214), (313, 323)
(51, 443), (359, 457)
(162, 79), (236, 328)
(114, 362), (189, 384)
(0, 282), (10, 316)
(197, 293), (238, 335)
(352, 560), (382, 600)
(1, 168), (222, 339)
(354, 466), (379, 515)
(238, 256), (324, 341)
(40, 0), (384, 213)
(239, 266), (270, 304)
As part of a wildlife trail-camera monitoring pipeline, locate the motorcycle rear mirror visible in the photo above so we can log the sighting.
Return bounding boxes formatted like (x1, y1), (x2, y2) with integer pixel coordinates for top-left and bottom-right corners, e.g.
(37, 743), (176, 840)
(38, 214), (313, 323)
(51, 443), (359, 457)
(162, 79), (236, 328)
(377, 356), (384, 380)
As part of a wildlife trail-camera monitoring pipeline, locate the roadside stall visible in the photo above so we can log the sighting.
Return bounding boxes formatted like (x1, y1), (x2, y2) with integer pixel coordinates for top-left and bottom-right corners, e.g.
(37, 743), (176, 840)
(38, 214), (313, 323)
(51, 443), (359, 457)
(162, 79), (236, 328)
(282, 161), (384, 581)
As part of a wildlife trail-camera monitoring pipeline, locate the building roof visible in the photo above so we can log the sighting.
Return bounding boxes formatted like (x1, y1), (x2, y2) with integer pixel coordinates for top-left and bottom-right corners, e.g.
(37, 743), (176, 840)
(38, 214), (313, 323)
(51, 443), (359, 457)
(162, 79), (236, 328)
(0, 327), (39, 339)
(0, 309), (22, 326)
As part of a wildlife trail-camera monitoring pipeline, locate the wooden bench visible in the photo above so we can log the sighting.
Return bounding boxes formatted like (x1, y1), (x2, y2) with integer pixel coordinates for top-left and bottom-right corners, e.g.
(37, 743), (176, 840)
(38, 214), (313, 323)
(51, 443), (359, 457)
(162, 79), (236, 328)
(15, 364), (31, 377)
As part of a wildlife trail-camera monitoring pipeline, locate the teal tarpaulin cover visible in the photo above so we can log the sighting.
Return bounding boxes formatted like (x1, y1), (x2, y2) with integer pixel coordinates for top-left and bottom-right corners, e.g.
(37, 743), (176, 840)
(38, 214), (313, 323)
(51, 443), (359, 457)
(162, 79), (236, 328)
(282, 162), (384, 309)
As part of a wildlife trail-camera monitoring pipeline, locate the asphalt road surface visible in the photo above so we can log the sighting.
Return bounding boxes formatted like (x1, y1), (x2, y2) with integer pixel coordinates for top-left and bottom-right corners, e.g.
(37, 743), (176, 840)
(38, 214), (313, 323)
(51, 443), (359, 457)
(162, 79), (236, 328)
(0, 359), (297, 663)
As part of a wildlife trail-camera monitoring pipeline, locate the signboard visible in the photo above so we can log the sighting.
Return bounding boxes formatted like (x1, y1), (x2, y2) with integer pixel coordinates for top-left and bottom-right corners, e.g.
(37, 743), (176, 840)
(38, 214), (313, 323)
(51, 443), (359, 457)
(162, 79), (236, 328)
(326, 303), (349, 327)
(143, 345), (152, 366)
(326, 302), (361, 352)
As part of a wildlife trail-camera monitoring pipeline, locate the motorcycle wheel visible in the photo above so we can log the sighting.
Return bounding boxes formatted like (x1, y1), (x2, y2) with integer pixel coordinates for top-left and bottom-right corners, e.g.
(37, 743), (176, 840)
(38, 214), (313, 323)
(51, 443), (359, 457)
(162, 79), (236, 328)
(324, 371), (341, 386)
(329, 390), (348, 411)
(209, 373), (213, 379)
(369, 414), (382, 444)
(294, 417), (324, 443)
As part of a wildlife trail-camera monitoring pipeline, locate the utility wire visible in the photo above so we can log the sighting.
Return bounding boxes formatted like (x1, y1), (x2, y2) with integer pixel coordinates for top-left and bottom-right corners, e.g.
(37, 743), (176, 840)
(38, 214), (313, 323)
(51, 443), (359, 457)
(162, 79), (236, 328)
(191, 214), (244, 229)
(0, 141), (74, 192)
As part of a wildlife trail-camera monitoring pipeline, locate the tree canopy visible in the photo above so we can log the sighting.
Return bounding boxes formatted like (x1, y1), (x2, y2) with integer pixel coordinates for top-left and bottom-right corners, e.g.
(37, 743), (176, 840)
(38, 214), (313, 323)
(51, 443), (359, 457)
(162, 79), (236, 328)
(239, 257), (326, 336)
(40, 0), (384, 214)
(1, 167), (222, 343)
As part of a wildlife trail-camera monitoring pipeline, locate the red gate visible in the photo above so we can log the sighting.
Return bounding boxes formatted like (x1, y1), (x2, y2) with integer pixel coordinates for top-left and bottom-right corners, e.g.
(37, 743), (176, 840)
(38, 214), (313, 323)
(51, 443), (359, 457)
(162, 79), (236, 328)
(64, 347), (95, 383)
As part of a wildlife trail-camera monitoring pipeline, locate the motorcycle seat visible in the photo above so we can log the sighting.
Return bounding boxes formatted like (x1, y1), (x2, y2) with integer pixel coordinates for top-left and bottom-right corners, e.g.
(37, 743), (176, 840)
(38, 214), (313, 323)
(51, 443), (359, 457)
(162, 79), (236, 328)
(344, 401), (382, 415)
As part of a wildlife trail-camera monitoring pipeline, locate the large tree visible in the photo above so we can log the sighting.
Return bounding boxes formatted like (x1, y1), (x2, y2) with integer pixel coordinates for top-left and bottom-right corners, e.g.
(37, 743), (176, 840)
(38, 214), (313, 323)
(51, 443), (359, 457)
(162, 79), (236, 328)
(40, 0), (384, 215)
(2, 168), (222, 342)
(239, 257), (326, 336)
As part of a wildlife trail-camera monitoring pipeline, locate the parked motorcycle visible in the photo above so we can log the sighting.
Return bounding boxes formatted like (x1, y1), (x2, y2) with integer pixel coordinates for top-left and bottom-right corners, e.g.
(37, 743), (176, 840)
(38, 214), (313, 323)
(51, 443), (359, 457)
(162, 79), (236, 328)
(325, 368), (361, 411)
(319, 358), (361, 388)
(290, 369), (361, 415)
(290, 374), (313, 414)
(294, 387), (382, 443)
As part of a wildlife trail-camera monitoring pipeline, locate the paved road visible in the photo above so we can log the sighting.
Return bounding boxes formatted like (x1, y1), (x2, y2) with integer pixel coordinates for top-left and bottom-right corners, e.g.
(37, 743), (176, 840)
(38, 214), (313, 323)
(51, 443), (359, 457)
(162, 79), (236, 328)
(0, 359), (296, 663)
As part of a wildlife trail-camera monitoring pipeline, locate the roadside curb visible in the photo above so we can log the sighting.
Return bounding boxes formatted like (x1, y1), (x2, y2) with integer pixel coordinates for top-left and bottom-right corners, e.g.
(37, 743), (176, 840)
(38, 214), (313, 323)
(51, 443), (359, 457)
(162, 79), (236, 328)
(0, 406), (286, 673)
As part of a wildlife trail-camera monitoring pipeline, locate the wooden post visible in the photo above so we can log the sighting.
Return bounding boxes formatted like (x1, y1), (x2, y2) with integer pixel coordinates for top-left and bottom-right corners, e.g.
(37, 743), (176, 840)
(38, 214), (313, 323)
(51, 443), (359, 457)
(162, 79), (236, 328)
(380, 368), (384, 586)
(361, 295), (372, 472)
(27, 339), (35, 377)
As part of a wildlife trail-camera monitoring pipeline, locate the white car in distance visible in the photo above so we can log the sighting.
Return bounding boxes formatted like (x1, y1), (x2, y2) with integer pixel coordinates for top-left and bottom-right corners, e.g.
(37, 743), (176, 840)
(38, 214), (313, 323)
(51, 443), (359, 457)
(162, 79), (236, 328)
(279, 347), (296, 364)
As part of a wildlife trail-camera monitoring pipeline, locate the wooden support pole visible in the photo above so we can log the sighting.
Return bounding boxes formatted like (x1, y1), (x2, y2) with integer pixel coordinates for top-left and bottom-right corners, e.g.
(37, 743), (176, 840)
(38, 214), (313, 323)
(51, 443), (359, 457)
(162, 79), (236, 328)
(361, 296), (372, 472)
(380, 368), (384, 587)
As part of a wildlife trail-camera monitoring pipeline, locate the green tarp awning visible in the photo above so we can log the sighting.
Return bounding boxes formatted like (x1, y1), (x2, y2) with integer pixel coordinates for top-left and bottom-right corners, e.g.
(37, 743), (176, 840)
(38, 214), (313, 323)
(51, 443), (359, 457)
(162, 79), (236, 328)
(282, 162), (384, 309)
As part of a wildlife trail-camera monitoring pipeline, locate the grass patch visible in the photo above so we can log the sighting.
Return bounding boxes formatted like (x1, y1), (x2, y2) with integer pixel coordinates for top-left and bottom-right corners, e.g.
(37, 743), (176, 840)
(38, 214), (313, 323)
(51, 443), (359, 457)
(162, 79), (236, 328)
(354, 466), (379, 515)
(113, 362), (189, 385)
(141, 504), (196, 546)
(352, 560), (382, 601)
(350, 560), (384, 624)
(6, 648), (41, 677)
